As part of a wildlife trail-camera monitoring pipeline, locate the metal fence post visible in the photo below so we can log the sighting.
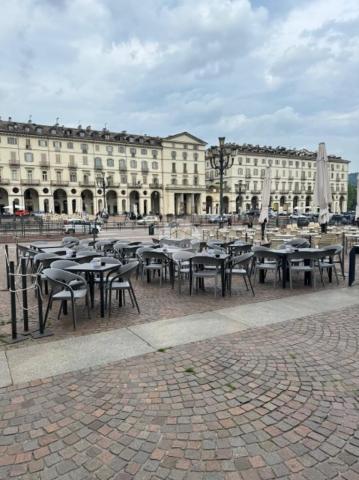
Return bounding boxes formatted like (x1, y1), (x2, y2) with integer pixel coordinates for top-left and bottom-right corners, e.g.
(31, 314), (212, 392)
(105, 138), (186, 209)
(10, 261), (17, 340)
(21, 257), (29, 333)
(5, 244), (10, 290)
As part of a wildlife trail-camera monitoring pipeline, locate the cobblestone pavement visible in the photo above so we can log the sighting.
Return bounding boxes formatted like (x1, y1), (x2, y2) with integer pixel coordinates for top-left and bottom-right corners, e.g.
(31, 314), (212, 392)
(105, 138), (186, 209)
(0, 244), (348, 349)
(1, 305), (359, 479)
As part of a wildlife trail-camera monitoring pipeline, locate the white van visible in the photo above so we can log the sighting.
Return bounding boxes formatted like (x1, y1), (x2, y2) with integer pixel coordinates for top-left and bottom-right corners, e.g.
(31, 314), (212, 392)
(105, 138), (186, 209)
(63, 219), (102, 234)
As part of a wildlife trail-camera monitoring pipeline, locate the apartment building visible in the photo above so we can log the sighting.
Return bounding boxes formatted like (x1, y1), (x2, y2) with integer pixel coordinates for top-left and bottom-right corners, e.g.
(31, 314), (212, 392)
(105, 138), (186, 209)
(0, 119), (206, 216)
(205, 143), (349, 214)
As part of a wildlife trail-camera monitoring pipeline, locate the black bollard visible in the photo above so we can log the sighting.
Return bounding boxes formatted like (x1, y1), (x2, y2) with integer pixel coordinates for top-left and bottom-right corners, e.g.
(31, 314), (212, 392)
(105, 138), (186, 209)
(21, 257), (29, 333)
(37, 279), (44, 335)
(9, 261), (17, 340)
(5, 244), (9, 290)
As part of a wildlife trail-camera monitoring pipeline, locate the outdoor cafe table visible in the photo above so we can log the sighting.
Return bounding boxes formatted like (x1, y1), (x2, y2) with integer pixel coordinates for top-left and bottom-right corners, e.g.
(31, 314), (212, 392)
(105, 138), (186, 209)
(65, 262), (119, 317)
(30, 241), (65, 251)
(259, 248), (326, 288)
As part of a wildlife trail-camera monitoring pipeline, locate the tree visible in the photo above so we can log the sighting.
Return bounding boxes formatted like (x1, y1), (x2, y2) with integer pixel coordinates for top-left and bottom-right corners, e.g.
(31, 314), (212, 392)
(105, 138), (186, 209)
(347, 182), (357, 210)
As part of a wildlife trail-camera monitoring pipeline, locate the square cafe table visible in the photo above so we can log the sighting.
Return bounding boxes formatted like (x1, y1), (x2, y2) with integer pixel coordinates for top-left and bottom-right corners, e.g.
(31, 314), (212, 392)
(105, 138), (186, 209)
(65, 262), (119, 317)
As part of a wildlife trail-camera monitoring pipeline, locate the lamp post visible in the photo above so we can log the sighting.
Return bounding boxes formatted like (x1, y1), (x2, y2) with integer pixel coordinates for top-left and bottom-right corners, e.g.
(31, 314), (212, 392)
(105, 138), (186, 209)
(236, 180), (244, 217)
(96, 174), (109, 216)
(208, 137), (234, 228)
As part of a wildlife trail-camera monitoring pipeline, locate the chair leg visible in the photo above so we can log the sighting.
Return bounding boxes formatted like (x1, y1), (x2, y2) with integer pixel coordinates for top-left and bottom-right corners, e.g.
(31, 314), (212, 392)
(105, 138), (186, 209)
(108, 288), (112, 317)
(247, 274), (255, 296)
(86, 292), (91, 319)
(71, 299), (76, 330)
(333, 265), (339, 285)
(57, 301), (63, 320)
(319, 267), (325, 287)
(43, 294), (53, 328)
(129, 282), (140, 313)
(289, 267), (292, 289)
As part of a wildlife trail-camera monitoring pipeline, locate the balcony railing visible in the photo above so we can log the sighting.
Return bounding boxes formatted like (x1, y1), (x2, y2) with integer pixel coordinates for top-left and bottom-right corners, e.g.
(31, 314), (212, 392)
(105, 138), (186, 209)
(0, 178), (10, 185)
(94, 164), (103, 170)
(149, 183), (162, 189)
(80, 181), (95, 187)
(9, 159), (20, 166)
(51, 180), (69, 187)
(251, 190), (261, 194)
(21, 179), (40, 186)
(40, 160), (50, 167)
(129, 183), (142, 189)
(68, 162), (77, 168)
(119, 166), (127, 172)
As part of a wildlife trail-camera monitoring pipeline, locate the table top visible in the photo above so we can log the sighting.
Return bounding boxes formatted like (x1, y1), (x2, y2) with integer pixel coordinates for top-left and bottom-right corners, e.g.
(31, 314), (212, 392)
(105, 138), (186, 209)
(66, 262), (120, 273)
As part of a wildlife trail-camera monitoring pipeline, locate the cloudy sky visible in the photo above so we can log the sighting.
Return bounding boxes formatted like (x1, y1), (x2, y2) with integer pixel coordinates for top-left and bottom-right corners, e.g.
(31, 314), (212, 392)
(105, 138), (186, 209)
(0, 0), (358, 169)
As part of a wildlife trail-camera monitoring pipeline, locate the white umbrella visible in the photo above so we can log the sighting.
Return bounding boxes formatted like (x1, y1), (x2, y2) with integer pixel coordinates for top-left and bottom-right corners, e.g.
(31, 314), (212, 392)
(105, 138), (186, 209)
(314, 142), (331, 225)
(355, 175), (359, 220)
(259, 165), (272, 224)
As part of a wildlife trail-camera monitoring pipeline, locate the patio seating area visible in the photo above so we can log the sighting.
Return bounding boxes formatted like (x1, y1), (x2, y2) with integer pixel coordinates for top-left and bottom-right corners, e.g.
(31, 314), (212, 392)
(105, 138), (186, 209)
(1, 223), (354, 344)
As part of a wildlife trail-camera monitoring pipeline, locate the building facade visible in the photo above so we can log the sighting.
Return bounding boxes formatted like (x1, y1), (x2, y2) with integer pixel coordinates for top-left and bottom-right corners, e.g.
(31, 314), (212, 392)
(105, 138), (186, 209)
(205, 144), (349, 214)
(0, 119), (206, 216)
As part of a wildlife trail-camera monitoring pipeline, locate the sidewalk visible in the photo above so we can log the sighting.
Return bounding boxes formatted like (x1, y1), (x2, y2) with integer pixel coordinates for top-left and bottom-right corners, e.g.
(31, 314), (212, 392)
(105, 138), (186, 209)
(2, 286), (359, 388)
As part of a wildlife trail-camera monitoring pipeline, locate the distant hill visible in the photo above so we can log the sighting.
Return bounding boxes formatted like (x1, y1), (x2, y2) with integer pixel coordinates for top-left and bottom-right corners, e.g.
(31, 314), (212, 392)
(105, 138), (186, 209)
(349, 173), (358, 186)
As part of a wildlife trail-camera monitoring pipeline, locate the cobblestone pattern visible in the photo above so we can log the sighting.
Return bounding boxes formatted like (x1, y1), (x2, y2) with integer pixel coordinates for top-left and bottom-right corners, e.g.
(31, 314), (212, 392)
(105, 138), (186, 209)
(1, 306), (359, 479)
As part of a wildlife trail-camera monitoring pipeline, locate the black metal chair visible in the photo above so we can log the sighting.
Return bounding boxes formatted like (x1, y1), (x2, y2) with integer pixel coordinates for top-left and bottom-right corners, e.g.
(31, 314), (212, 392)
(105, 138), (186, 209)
(226, 252), (254, 296)
(318, 246), (340, 285)
(172, 251), (194, 294)
(190, 255), (223, 297)
(106, 262), (140, 315)
(42, 268), (90, 329)
(141, 251), (169, 285)
(252, 247), (281, 286)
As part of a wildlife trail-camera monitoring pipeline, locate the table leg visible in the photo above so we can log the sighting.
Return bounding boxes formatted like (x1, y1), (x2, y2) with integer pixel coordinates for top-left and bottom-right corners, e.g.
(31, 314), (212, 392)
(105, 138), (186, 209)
(348, 248), (356, 286)
(221, 262), (226, 297)
(88, 273), (94, 308)
(189, 260), (193, 295)
(100, 271), (105, 318)
(328, 256), (333, 283)
(282, 258), (287, 289)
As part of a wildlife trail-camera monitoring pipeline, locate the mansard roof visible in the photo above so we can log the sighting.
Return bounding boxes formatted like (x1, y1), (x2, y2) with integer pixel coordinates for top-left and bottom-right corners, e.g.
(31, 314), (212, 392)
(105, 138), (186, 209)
(207, 142), (349, 163)
(0, 118), (163, 147)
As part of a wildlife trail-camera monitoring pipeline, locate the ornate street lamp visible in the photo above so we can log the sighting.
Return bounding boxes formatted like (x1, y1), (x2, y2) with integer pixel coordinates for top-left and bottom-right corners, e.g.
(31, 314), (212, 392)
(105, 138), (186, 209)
(236, 180), (244, 215)
(207, 137), (234, 226)
(96, 174), (109, 216)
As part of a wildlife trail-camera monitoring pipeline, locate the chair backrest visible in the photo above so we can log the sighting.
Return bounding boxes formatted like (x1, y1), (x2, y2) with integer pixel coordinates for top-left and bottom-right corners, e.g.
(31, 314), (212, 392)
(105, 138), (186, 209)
(110, 261), (139, 284)
(323, 244), (343, 255)
(50, 259), (79, 269)
(34, 253), (61, 264)
(253, 248), (281, 261)
(43, 268), (86, 290)
(76, 249), (96, 255)
(286, 237), (310, 248)
(141, 251), (168, 261)
(230, 252), (254, 269)
(191, 255), (222, 267)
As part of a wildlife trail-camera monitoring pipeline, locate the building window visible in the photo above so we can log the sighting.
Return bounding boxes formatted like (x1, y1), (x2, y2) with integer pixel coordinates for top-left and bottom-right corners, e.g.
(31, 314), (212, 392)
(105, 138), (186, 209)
(143, 176), (147, 185)
(25, 139), (31, 149)
(7, 137), (17, 145)
(56, 171), (62, 182)
(141, 148), (147, 155)
(130, 147), (136, 157)
(53, 141), (61, 149)
(171, 151), (176, 160)
(130, 159), (137, 168)
(238, 168), (243, 175)
(67, 142), (74, 149)
(141, 160), (148, 171)
(183, 163), (187, 173)
(238, 157), (242, 165)
(119, 146), (125, 153)
(183, 152), (187, 160)
(246, 157), (250, 164)
(27, 170), (33, 181)
(10, 151), (17, 161)
(70, 171), (77, 182)
(183, 144), (188, 149)
(152, 150), (158, 158)
(194, 176), (198, 185)
(94, 157), (102, 169)
(83, 174), (89, 184)
(106, 145), (113, 154)
(38, 139), (48, 147)
(24, 152), (33, 162)
(152, 161), (158, 170)
(107, 176), (113, 186)
(42, 171), (48, 181)
(152, 176), (159, 185)
(121, 174), (127, 183)
(172, 163), (176, 173)
(83, 156), (88, 165)
(107, 158), (114, 167)
(183, 178), (188, 185)
(131, 173), (137, 185)
(11, 170), (18, 181)
(119, 159), (127, 170)
(95, 144), (99, 151)
(171, 178), (177, 185)
(55, 154), (61, 164)
(194, 153), (198, 161)
(81, 143), (88, 153)
(194, 164), (198, 174)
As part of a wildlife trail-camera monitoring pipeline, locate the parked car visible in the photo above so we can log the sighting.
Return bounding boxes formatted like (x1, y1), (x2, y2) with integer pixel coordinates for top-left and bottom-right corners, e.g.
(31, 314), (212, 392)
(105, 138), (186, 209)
(63, 219), (102, 234)
(208, 215), (230, 224)
(15, 209), (30, 217)
(297, 216), (310, 227)
(137, 215), (160, 225)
